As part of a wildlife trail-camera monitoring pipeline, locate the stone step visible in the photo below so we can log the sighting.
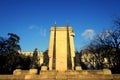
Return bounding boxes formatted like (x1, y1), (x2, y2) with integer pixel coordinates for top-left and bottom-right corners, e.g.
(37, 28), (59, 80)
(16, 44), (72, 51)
(24, 74), (114, 80)
(1, 70), (120, 80)
(1, 74), (120, 80)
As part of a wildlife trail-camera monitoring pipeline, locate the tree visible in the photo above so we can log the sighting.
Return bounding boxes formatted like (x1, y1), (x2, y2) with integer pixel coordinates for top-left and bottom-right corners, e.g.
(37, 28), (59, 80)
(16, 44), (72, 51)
(30, 48), (40, 69)
(82, 18), (120, 73)
(17, 54), (32, 70)
(0, 33), (21, 74)
(74, 51), (80, 66)
(0, 33), (21, 54)
(43, 50), (49, 67)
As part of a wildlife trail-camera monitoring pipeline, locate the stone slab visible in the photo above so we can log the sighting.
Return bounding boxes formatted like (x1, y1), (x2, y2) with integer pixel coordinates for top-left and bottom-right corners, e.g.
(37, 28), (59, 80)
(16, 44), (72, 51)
(75, 66), (82, 70)
(29, 69), (37, 74)
(13, 69), (22, 75)
(1, 70), (120, 80)
(103, 69), (112, 75)
(41, 66), (48, 71)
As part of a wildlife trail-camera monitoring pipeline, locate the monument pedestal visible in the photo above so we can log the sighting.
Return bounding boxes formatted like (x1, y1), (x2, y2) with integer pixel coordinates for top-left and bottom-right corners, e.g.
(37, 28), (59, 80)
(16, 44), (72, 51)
(29, 69), (37, 74)
(13, 69), (22, 75)
(41, 66), (48, 71)
(75, 66), (82, 70)
(103, 69), (112, 74)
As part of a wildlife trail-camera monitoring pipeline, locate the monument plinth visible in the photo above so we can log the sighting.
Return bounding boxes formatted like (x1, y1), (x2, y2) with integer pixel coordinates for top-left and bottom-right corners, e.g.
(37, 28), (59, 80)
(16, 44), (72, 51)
(48, 26), (75, 71)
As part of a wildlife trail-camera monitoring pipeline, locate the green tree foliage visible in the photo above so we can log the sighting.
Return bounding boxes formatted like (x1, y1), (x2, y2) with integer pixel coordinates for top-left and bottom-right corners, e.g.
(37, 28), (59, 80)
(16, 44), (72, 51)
(0, 33), (21, 55)
(74, 51), (80, 66)
(0, 33), (31, 74)
(30, 48), (40, 69)
(74, 51), (88, 69)
(17, 54), (32, 70)
(43, 50), (49, 67)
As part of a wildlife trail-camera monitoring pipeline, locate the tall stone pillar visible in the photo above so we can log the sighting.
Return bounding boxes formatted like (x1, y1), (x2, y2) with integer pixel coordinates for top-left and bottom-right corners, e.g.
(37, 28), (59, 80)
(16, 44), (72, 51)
(70, 31), (75, 70)
(48, 26), (75, 71)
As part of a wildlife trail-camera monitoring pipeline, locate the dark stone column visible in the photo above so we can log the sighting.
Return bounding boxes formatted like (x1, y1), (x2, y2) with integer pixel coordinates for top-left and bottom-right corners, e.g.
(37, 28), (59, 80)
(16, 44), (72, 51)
(67, 26), (72, 70)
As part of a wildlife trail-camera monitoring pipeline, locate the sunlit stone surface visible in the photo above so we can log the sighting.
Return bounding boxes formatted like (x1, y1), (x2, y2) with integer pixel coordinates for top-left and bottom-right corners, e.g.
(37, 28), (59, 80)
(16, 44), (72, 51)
(48, 27), (75, 71)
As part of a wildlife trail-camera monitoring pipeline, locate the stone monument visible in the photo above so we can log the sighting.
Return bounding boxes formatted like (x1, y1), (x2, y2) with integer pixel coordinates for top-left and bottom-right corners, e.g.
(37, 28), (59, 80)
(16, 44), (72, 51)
(1, 25), (120, 80)
(48, 25), (75, 71)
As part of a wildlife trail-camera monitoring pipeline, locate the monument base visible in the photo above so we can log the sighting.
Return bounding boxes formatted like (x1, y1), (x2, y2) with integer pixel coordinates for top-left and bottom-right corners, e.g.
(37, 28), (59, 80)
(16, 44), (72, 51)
(103, 68), (112, 74)
(1, 70), (120, 80)
(41, 66), (48, 71)
(29, 69), (37, 74)
(75, 66), (82, 70)
(13, 69), (22, 75)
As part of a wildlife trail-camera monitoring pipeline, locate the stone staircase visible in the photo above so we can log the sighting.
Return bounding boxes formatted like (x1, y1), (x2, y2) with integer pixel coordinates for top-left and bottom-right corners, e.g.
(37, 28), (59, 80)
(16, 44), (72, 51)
(0, 69), (120, 80)
(25, 70), (120, 80)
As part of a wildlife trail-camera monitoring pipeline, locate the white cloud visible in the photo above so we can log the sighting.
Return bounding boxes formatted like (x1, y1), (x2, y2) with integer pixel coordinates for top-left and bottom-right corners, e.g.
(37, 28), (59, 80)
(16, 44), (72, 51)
(28, 25), (35, 30)
(28, 25), (38, 30)
(28, 25), (47, 37)
(40, 27), (46, 37)
(81, 29), (95, 39)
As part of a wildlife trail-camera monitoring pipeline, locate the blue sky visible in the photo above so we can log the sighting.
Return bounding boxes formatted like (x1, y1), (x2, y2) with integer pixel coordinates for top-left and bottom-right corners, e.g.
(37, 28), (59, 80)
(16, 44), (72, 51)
(0, 0), (120, 52)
